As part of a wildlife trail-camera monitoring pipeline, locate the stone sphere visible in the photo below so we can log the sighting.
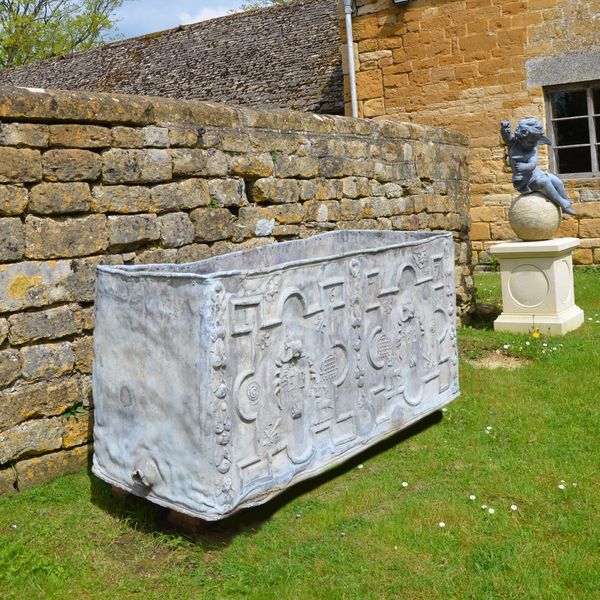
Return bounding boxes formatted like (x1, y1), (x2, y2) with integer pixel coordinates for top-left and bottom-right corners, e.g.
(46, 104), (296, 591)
(508, 193), (561, 241)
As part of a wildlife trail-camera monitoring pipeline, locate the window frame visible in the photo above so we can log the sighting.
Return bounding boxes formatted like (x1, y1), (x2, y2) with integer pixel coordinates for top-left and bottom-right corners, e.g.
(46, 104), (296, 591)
(543, 81), (600, 179)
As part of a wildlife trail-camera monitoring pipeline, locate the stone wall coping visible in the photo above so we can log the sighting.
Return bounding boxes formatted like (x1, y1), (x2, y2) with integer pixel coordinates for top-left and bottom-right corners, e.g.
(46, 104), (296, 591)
(0, 86), (468, 146)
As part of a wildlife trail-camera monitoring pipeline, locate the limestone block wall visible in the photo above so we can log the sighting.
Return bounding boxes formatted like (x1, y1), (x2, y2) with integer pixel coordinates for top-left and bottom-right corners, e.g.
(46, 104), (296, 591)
(0, 87), (471, 494)
(340, 0), (600, 266)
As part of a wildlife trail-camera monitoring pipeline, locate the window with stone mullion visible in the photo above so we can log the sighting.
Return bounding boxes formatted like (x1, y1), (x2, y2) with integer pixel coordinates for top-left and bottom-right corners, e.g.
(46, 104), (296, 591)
(545, 83), (600, 177)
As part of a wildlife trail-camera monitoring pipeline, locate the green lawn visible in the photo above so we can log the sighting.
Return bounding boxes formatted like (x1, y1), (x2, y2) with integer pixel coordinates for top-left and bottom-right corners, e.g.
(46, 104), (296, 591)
(1, 270), (599, 599)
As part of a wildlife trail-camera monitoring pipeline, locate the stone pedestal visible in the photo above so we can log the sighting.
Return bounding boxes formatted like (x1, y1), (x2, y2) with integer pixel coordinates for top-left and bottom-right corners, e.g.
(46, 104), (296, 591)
(490, 237), (584, 336)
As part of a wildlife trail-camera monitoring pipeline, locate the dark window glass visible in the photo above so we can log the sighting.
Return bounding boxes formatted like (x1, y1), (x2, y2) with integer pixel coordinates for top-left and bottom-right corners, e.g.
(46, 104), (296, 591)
(555, 118), (590, 146)
(596, 116), (600, 139)
(551, 90), (588, 118)
(593, 88), (600, 113)
(556, 147), (592, 174)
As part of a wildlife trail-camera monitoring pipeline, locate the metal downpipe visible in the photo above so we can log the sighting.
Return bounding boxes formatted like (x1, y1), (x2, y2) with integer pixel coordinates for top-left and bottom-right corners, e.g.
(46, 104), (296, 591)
(343, 0), (359, 118)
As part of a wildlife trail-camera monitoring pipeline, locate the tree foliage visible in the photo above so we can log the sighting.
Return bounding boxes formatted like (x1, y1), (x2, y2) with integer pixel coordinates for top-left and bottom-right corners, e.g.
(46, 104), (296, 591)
(234, 0), (291, 13)
(0, 0), (124, 69)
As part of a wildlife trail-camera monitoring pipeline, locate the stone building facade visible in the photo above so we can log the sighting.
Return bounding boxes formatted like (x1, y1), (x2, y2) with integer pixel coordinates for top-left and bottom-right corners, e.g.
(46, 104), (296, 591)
(341, 0), (600, 266)
(0, 87), (470, 494)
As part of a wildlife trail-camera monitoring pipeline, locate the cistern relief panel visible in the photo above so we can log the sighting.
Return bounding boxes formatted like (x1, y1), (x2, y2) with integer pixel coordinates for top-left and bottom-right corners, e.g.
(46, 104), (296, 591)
(206, 237), (458, 510)
(92, 232), (459, 520)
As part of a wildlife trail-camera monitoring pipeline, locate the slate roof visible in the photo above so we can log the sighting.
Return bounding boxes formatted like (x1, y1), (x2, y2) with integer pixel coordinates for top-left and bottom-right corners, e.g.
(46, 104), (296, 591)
(0, 0), (343, 114)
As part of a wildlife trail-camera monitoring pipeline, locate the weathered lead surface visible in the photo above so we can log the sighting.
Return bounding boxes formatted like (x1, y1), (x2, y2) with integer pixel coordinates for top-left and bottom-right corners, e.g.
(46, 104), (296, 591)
(93, 230), (459, 520)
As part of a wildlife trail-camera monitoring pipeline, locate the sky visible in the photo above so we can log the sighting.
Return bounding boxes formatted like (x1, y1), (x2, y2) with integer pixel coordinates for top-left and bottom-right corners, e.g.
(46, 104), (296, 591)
(111, 0), (249, 40)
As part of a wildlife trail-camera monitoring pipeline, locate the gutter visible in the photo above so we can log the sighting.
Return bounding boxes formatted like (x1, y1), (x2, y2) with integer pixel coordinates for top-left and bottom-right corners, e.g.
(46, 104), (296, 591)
(343, 0), (359, 118)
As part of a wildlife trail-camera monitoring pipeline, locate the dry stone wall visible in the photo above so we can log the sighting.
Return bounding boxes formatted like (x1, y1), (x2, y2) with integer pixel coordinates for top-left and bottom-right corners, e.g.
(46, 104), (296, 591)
(0, 86), (471, 494)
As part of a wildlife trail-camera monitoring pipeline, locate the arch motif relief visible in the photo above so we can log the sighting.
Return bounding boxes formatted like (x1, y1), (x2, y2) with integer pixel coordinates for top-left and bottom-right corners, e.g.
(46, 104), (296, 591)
(209, 241), (458, 504)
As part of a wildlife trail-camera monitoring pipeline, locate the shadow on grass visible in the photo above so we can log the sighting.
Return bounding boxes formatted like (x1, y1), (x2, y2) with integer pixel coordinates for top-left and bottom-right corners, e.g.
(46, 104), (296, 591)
(89, 410), (443, 548)
(467, 302), (502, 330)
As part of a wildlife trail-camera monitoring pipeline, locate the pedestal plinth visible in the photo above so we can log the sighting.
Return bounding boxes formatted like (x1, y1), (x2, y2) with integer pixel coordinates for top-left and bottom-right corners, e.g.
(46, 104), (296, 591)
(490, 238), (584, 336)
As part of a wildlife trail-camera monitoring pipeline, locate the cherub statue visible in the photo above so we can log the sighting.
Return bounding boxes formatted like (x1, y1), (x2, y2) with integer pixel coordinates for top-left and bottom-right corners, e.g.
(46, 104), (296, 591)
(500, 118), (576, 217)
